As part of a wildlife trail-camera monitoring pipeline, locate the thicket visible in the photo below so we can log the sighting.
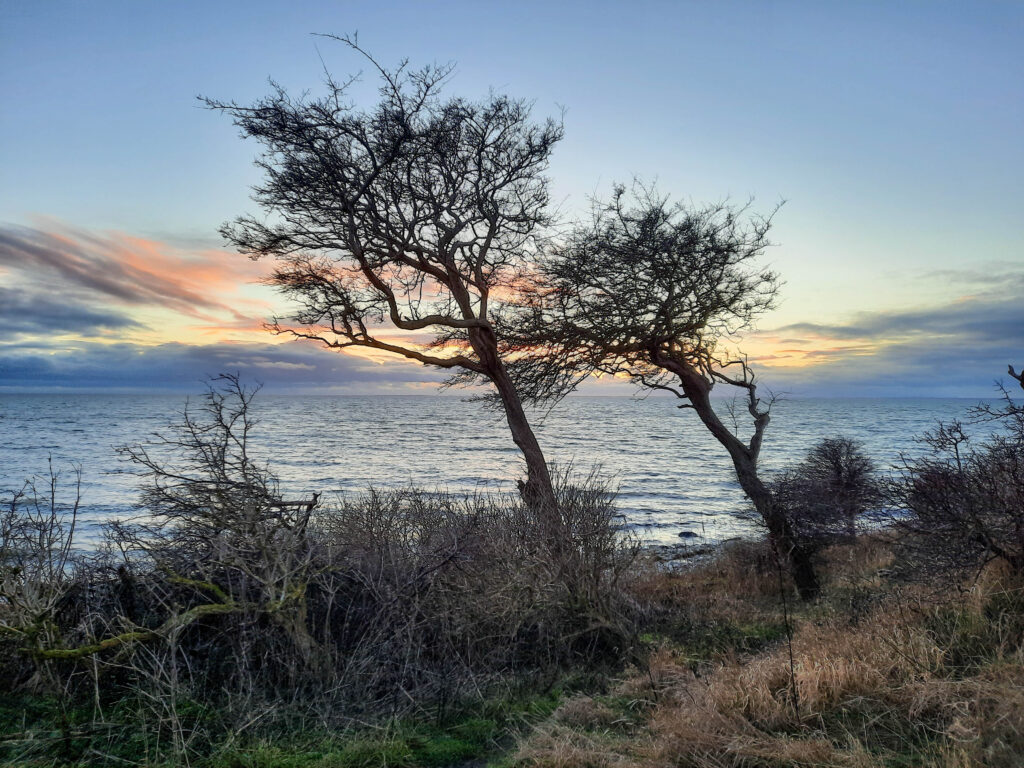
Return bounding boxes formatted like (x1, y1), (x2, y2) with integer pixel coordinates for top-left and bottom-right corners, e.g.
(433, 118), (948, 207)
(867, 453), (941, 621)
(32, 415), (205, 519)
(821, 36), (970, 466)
(0, 378), (638, 765)
(891, 370), (1024, 578)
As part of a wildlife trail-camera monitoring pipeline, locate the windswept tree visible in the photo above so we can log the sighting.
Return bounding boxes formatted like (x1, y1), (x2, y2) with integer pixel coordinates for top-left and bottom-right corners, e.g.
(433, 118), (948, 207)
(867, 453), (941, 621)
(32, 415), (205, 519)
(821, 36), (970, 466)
(206, 39), (563, 513)
(508, 185), (820, 598)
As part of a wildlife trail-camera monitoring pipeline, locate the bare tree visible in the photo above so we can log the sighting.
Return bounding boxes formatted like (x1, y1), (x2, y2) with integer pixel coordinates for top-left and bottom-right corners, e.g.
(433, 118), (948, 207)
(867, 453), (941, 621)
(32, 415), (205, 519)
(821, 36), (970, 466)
(507, 184), (820, 598)
(204, 38), (563, 515)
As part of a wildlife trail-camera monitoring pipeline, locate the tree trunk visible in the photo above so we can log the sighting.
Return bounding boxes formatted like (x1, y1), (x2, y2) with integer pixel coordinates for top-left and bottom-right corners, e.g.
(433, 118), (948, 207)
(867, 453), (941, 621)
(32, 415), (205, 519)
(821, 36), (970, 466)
(732, 461), (820, 601)
(490, 363), (559, 512)
(468, 327), (559, 516)
(669, 361), (820, 600)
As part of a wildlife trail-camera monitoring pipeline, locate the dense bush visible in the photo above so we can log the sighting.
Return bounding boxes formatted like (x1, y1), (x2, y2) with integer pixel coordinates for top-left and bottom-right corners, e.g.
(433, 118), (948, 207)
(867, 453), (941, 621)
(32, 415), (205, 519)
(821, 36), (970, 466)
(0, 378), (639, 764)
(770, 436), (879, 550)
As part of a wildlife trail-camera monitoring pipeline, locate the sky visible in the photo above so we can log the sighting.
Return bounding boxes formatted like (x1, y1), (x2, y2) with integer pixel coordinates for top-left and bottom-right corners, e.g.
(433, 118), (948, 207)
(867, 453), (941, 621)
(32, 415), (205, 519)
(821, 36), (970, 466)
(1, 0), (1021, 397)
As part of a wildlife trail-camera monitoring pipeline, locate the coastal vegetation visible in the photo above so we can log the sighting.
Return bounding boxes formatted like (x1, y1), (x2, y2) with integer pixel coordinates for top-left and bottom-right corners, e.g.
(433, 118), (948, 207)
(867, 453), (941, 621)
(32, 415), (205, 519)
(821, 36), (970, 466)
(2, 368), (1022, 767)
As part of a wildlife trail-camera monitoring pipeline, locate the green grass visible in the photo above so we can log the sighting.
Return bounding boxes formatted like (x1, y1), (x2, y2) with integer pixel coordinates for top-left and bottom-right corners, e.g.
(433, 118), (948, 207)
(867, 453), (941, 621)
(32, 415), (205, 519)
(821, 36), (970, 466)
(206, 700), (558, 768)
(641, 615), (789, 661)
(0, 688), (567, 768)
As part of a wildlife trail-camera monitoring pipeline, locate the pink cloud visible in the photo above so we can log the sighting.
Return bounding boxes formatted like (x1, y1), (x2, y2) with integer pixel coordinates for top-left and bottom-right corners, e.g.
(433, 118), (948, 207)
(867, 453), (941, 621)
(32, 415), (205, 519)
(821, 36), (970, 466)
(0, 222), (272, 322)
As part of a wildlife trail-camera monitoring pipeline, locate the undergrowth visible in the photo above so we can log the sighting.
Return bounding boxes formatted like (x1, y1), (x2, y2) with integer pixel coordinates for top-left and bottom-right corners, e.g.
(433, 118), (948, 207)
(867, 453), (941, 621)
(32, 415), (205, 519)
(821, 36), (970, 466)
(511, 535), (1024, 768)
(5, 535), (1023, 767)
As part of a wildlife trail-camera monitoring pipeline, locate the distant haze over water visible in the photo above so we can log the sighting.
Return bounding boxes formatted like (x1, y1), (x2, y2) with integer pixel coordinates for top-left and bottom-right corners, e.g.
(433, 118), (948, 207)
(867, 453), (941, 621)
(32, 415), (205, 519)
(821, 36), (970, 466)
(0, 394), (984, 545)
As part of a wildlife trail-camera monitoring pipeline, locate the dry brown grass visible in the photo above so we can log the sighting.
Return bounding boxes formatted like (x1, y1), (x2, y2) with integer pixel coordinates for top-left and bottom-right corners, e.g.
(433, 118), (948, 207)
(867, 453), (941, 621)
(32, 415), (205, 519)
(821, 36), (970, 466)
(553, 696), (621, 730)
(512, 722), (639, 768)
(628, 538), (791, 666)
(817, 532), (897, 587)
(645, 607), (945, 765)
(512, 535), (1024, 768)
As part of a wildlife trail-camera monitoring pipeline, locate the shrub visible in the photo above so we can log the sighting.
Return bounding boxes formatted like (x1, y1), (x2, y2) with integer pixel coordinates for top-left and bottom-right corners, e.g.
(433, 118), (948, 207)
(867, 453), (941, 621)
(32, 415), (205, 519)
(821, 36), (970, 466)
(0, 376), (639, 764)
(0, 461), (82, 693)
(771, 436), (879, 550)
(891, 370), (1024, 578)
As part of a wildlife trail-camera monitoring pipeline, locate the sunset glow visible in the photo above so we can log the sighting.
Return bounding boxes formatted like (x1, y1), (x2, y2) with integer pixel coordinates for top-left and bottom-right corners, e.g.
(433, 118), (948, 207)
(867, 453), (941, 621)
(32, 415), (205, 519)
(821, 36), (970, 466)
(1, 1), (1021, 396)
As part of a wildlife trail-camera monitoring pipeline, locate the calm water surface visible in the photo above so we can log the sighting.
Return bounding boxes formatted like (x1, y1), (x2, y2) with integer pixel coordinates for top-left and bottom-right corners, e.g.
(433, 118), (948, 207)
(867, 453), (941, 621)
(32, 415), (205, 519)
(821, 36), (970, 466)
(0, 393), (979, 544)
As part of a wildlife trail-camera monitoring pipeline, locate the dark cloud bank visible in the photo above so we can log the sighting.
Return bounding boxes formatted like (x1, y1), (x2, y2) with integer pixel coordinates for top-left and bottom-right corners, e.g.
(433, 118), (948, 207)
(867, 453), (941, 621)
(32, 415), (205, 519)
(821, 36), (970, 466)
(0, 341), (445, 394)
(758, 275), (1024, 398)
(0, 286), (141, 339)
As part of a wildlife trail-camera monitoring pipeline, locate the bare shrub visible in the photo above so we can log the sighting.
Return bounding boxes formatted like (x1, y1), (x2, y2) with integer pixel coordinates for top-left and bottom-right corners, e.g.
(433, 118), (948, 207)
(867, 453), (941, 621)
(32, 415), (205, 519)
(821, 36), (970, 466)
(772, 436), (880, 551)
(1, 376), (640, 751)
(0, 461), (81, 691)
(309, 471), (639, 712)
(891, 367), (1024, 578)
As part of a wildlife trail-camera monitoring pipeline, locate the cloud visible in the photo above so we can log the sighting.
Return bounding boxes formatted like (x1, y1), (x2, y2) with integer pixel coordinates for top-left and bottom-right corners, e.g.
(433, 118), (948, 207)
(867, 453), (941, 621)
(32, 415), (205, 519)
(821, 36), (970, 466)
(769, 322), (871, 341)
(921, 265), (1024, 291)
(0, 221), (484, 392)
(0, 340), (447, 392)
(4, 220), (1021, 397)
(0, 286), (140, 340)
(0, 222), (270, 322)
(773, 300), (1022, 345)
(752, 273), (1024, 396)
(760, 336), (1021, 398)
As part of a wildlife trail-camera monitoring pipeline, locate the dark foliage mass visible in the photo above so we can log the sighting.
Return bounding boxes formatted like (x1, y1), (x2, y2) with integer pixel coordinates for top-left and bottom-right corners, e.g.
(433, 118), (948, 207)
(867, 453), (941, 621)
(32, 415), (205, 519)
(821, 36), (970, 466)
(771, 437), (880, 550)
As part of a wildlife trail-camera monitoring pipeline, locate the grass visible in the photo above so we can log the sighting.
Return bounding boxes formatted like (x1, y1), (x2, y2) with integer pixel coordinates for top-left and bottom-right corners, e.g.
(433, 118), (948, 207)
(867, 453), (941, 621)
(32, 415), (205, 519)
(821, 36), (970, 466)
(509, 535), (1024, 768)
(200, 691), (566, 768)
(0, 686), (565, 768)
(5, 536), (1023, 767)
(640, 617), (789, 661)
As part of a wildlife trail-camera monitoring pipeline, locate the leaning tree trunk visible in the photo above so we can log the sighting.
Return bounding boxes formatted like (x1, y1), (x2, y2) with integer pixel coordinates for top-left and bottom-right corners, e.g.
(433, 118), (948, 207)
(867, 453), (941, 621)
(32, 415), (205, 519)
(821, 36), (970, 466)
(469, 327), (559, 517)
(729, 457), (821, 600)
(670, 361), (820, 600)
(492, 366), (558, 507)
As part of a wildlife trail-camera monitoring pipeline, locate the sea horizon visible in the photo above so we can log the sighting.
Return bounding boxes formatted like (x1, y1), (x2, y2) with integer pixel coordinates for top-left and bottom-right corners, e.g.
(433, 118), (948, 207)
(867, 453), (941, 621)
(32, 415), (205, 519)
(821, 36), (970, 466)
(0, 392), (989, 546)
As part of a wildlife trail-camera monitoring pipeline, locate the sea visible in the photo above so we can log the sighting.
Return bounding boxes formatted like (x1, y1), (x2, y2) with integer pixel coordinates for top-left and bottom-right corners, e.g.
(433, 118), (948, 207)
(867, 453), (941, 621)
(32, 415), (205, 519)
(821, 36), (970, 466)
(0, 393), (984, 546)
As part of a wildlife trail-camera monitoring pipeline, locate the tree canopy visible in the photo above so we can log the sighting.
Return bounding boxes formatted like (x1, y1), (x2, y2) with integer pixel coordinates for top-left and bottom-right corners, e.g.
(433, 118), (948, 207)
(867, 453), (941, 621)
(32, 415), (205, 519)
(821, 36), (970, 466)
(509, 184), (779, 406)
(206, 39), (564, 509)
(509, 185), (818, 598)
